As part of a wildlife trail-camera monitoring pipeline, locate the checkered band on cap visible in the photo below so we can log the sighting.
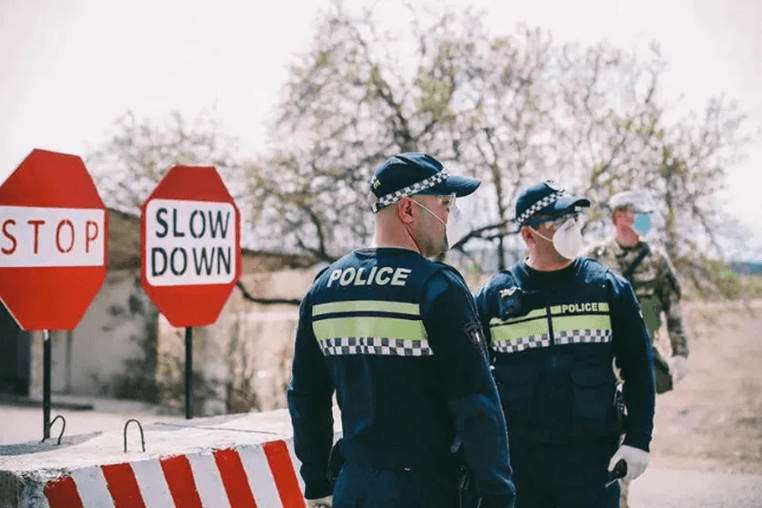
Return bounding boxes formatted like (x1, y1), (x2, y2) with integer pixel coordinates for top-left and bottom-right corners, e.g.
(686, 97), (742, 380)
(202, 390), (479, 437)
(515, 189), (567, 225)
(370, 171), (449, 213)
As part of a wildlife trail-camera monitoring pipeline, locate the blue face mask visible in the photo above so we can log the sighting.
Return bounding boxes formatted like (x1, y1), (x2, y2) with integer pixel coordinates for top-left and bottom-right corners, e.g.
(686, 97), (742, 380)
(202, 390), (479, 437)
(632, 213), (652, 236)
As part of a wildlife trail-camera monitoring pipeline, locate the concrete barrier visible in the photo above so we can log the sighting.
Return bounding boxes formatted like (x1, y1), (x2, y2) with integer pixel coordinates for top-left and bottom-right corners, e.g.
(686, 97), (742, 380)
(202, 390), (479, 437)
(41, 440), (303, 508)
(0, 408), (340, 508)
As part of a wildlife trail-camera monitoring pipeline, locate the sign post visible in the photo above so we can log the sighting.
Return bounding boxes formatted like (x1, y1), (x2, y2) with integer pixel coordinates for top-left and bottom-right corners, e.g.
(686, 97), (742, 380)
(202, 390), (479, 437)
(43, 330), (51, 439)
(0, 149), (108, 439)
(185, 327), (193, 420)
(140, 166), (241, 419)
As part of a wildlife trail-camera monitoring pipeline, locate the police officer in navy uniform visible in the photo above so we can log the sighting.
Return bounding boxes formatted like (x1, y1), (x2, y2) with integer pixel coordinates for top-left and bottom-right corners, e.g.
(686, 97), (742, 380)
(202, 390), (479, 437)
(288, 153), (516, 508)
(474, 181), (655, 508)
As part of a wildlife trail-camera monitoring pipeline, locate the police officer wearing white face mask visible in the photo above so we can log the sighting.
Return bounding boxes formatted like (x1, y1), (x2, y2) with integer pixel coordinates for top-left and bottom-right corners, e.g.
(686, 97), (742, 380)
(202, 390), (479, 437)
(288, 153), (516, 508)
(474, 180), (656, 508)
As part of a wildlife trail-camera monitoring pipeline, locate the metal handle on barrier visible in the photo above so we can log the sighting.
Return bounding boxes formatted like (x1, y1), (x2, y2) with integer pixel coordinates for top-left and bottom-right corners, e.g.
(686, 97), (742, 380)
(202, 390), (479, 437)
(41, 415), (66, 445)
(124, 418), (146, 453)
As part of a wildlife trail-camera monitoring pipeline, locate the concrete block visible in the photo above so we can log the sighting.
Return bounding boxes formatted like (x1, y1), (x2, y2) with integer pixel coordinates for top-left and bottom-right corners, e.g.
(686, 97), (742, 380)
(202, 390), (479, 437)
(0, 408), (340, 508)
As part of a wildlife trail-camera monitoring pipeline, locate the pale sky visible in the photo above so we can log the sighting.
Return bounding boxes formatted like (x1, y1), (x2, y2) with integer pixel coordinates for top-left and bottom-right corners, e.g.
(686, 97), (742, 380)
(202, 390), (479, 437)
(2, 0), (761, 255)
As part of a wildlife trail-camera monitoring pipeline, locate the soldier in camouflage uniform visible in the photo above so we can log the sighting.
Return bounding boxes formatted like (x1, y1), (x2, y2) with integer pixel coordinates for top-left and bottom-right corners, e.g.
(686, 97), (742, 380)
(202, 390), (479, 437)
(585, 190), (689, 508)
(586, 190), (689, 387)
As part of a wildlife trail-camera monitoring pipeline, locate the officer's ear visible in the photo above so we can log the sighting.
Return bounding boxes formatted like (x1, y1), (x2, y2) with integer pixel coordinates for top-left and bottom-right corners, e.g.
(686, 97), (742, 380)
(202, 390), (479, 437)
(396, 197), (416, 224)
(520, 225), (535, 245)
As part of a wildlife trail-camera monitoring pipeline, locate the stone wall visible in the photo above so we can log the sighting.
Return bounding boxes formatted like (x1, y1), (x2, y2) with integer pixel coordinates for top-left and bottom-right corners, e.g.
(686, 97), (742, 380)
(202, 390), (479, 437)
(30, 269), (159, 401)
(156, 268), (318, 416)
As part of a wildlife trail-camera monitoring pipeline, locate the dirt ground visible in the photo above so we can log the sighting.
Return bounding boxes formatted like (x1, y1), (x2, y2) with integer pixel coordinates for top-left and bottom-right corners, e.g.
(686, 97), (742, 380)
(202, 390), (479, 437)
(648, 299), (762, 475)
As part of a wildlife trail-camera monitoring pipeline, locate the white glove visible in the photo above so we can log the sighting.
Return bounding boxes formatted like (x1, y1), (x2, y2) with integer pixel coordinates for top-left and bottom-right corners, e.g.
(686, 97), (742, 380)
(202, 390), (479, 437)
(669, 355), (688, 382)
(306, 495), (333, 508)
(608, 445), (649, 482)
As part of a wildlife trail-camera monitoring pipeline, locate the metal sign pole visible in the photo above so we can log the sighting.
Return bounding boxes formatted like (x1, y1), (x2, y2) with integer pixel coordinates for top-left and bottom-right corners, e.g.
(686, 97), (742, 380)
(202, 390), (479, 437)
(185, 326), (193, 419)
(43, 329), (51, 440)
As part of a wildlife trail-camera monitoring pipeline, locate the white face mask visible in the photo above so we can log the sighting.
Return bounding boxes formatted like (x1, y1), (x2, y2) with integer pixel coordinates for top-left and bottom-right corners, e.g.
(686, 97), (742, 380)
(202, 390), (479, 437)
(414, 195), (468, 249)
(445, 200), (469, 248)
(532, 214), (584, 260)
(553, 218), (584, 259)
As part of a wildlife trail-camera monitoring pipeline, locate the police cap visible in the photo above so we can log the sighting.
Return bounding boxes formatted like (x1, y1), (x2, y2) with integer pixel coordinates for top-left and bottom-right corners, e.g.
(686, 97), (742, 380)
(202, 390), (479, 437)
(514, 180), (590, 226)
(369, 153), (480, 213)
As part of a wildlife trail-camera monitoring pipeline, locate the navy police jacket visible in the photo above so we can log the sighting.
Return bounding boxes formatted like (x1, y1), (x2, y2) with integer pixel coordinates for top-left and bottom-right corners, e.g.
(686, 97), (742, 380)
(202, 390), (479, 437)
(474, 257), (655, 452)
(288, 248), (514, 503)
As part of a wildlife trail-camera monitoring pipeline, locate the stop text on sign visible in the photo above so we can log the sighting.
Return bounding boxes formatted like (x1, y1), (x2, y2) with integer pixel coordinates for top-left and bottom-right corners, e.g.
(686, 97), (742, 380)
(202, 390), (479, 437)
(145, 199), (237, 286)
(0, 206), (105, 267)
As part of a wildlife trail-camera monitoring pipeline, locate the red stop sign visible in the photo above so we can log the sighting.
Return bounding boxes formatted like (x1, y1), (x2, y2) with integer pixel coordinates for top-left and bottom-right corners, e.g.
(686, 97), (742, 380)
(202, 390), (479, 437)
(0, 149), (108, 330)
(140, 166), (241, 327)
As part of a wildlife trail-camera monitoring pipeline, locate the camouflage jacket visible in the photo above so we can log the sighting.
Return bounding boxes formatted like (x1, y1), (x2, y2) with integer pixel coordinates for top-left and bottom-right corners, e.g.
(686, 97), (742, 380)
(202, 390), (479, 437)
(585, 237), (689, 358)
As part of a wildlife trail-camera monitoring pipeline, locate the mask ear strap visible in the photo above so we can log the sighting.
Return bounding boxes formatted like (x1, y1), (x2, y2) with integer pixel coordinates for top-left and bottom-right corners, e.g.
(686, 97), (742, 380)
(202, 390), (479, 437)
(414, 200), (447, 228)
(531, 228), (554, 244)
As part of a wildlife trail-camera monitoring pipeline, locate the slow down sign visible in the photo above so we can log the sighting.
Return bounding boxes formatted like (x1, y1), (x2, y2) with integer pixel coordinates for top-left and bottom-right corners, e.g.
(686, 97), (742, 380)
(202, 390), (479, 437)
(140, 166), (241, 328)
(145, 200), (235, 286)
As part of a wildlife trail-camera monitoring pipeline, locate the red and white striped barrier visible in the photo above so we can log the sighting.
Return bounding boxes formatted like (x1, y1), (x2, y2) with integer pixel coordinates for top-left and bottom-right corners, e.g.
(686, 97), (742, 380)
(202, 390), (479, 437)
(43, 439), (307, 508)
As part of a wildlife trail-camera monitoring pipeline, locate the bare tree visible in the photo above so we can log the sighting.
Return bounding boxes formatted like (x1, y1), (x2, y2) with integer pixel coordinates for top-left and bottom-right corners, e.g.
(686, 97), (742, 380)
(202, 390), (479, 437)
(87, 109), (249, 215)
(88, 2), (750, 296)
(251, 2), (748, 289)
